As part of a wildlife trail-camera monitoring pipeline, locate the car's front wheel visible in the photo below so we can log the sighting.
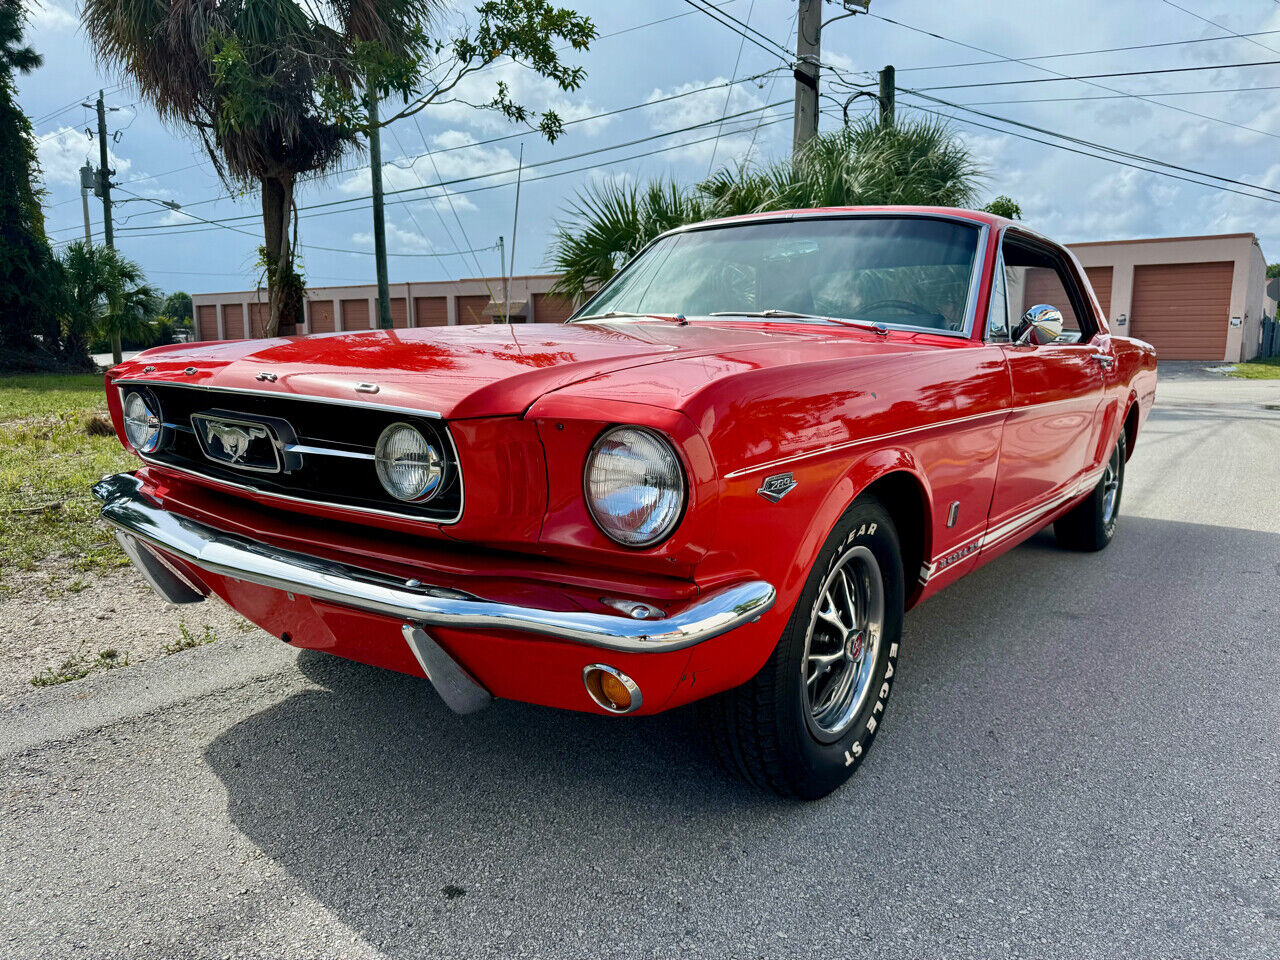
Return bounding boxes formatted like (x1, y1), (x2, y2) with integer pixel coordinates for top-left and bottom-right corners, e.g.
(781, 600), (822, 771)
(1055, 430), (1126, 551)
(704, 497), (904, 799)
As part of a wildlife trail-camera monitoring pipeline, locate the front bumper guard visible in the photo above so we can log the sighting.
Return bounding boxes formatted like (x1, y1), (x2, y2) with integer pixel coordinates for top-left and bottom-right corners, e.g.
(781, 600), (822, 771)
(91, 473), (777, 658)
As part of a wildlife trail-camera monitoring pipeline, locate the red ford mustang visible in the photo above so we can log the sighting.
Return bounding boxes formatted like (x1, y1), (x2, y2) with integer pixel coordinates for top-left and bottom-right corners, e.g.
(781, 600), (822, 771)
(95, 207), (1156, 799)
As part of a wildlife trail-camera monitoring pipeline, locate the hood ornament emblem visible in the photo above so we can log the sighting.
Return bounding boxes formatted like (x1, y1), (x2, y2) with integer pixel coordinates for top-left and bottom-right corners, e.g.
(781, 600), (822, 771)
(200, 420), (269, 464)
(757, 473), (797, 503)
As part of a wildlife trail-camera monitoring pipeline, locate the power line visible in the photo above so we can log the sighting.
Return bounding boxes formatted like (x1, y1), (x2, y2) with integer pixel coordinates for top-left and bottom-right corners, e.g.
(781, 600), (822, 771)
(679, 0), (794, 64)
(1159, 0), (1280, 58)
(108, 113), (793, 241)
(56, 69), (787, 225)
(895, 88), (1280, 203)
(868, 14), (1280, 143)
(955, 84), (1280, 107)
(916, 59), (1280, 91)
(105, 99), (789, 234)
(30, 84), (125, 126)
(886, 102), (1280, 208)
(708, 0), (759, 174)
(891, 28), (1280, 73)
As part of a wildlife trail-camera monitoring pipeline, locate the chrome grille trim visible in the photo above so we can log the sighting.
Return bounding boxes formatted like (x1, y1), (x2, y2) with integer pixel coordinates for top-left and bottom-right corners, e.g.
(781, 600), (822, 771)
(118, 381), (465, 525)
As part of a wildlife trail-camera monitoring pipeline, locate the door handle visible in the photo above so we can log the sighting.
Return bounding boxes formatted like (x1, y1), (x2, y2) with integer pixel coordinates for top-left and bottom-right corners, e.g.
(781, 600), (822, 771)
(1092, 354), (1114, 369)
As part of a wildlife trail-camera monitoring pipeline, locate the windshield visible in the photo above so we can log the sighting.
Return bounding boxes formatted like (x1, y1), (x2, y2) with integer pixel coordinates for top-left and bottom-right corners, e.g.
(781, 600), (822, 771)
(574, 216), (983, 333)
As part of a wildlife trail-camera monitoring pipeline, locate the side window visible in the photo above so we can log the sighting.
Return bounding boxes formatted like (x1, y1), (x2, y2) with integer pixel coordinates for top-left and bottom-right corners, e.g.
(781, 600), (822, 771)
(985, 250), (1010, 341)
(1001, 235), (1095, 344)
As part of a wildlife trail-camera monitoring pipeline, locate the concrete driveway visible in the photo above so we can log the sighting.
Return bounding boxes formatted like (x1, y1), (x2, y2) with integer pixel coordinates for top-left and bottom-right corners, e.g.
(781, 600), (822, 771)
(2, 367), (1277, 959)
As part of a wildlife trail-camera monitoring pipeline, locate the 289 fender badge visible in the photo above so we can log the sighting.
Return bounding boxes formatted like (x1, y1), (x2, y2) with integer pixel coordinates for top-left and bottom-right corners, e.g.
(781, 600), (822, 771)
(757, 472), (797, 503)
(255, 372), (277, 382)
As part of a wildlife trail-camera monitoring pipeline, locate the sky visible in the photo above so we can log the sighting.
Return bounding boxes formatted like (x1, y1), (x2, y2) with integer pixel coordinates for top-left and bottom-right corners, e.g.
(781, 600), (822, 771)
(18, 0), (1280, 297)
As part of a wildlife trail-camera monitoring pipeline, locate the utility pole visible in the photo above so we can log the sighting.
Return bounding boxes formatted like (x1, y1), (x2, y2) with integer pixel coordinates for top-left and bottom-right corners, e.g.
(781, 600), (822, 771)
(95, 89), (124, 363)
(79, 163), (94, 242)
(792, 0), (822, 153)
(498, 236), (509, 324)
(95, 91), (113, 250)
(878, 64), (895, 125)
(367, 83), (393, 330)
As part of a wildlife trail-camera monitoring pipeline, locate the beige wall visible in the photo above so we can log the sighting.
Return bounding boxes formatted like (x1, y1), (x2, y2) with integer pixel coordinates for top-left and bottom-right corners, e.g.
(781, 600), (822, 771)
(191, 274), (576, 339)
(1070, 233), (1266, 362)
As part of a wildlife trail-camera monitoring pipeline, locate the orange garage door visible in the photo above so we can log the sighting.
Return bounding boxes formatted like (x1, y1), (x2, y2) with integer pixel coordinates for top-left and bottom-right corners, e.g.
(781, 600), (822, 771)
(196, 305), (218, 341)
(532, 292), (576, 324)
(307, 299), (335, 334)
(456, 295), (490, 325)
(1130, 261), (1232, 360)
(414, 296), (448, 326)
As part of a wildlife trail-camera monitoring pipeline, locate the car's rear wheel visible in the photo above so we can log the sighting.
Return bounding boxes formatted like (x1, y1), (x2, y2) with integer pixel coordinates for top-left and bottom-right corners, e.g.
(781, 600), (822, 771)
(1055, 430), (1126, 551)
(704, 496), (904, 800)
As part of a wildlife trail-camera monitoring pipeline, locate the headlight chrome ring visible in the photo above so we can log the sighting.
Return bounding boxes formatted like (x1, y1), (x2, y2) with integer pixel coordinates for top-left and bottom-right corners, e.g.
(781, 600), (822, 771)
(584, 425), (686, 548)
(374, 422), (445, 503)
(122, 389), (162, 454)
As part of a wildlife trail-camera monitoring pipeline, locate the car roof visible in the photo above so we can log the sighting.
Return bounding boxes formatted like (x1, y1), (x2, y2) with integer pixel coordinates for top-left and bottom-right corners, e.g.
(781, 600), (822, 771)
(680, 205), (1015, 232)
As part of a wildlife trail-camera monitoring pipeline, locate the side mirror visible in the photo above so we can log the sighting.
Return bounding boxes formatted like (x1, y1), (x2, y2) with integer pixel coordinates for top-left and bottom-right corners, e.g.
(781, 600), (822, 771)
(1015, 304), (1064, 345)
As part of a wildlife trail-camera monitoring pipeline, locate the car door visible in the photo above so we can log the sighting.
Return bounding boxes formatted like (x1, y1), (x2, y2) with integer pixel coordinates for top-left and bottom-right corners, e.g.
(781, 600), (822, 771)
(986, 232), (1105, 550)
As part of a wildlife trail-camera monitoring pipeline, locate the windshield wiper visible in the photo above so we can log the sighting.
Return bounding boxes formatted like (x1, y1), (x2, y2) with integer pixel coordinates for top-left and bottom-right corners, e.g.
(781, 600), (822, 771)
(573, 311), (688, 324)
(709, 310), (883, 331)
(709, 310), (827, 319)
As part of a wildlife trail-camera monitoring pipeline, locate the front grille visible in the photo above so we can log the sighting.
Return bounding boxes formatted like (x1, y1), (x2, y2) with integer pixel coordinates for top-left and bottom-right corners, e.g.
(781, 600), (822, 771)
(119, 381), (462, 523)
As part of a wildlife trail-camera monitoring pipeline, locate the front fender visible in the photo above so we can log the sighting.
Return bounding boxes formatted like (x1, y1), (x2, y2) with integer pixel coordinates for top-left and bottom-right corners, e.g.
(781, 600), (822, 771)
(675, 444), (935, 706)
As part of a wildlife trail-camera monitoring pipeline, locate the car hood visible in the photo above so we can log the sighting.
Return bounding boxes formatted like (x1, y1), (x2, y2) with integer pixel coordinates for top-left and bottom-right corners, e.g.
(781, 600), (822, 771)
(109, 322), (848, 419)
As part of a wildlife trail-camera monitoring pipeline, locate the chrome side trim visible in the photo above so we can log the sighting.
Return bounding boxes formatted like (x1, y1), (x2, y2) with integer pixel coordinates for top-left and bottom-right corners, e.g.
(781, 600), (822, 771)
(92, 472), (777, 654)
(402, 625), (493, 714)
(113, 378), (444, 419)
(917, 466), (1106, 584)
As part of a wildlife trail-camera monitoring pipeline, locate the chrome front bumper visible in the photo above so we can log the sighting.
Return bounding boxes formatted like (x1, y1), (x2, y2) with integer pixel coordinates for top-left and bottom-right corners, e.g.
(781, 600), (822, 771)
(91, 473), (777, 654)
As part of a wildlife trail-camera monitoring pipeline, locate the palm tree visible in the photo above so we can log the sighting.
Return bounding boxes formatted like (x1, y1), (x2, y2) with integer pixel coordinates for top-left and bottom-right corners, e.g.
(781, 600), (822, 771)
(550, 115), (986, 299)
(81, 0), (442, 337)
(81, 1), (595, 338)
(547, 180), (707, 301)
(56, 242), (160, 365)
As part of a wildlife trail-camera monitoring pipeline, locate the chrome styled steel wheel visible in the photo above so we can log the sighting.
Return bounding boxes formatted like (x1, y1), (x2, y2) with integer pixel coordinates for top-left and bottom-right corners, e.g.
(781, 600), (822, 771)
(802, 544), (885, 743)
(1101, 441), (1122, 525)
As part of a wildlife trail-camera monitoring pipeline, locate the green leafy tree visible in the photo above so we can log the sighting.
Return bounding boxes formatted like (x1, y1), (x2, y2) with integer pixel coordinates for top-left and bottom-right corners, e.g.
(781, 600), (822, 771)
(1266, 263), (1280, 280)
(160, 290), (193, 328)
(0, 0), (58, 359)
(982, 195), (1022, 220)
(550, 115), (984, 298)
(83, 0), (594, 337)
(56, 242), (160, 365)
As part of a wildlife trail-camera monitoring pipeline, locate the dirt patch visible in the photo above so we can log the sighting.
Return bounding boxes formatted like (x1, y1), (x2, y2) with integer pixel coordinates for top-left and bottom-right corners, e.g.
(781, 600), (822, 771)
(0, 563), (267, 703)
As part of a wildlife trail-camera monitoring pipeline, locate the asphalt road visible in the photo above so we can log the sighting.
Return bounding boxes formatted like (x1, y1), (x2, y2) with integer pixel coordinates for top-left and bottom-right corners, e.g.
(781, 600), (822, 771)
(2, 365), (1277, 959)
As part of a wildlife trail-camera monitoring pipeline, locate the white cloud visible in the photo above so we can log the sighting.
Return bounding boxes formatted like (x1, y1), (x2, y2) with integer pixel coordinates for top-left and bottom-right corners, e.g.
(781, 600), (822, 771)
(36, 126), (133, 186)
(335, 128), (517, 212)
(29, 1), (77, 32)
(351, 221), (438, 253)
(640, 76), (774, 167)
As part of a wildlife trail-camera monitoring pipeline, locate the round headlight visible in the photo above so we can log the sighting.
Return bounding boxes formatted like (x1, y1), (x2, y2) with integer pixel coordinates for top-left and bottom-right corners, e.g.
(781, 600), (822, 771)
(122, 391), (162, 453)
(584, 426), (686, 547)
(374, 423), (444, 502)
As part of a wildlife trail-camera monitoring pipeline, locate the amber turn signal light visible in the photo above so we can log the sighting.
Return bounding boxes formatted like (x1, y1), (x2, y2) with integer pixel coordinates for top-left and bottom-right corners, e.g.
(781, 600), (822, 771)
(582, 664), (642, 714)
